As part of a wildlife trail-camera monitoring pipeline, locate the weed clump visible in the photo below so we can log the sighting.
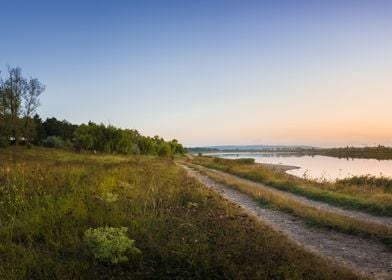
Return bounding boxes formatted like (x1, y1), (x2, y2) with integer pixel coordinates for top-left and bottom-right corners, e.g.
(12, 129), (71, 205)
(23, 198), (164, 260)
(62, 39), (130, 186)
(99, 191), (118, 203)
(84, 227), (141, 264)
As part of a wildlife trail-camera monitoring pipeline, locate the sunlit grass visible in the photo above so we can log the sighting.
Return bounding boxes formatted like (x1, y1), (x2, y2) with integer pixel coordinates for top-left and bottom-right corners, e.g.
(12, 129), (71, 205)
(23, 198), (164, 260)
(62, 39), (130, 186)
(0, 147), (358, 279)
(189, 156), (392, 216)
(189, 164), (392, 247)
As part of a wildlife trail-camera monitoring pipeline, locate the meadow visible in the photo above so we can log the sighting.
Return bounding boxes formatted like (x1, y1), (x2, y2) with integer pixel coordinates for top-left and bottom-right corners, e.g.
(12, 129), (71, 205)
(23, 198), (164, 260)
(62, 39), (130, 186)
(0, 147), (358, 279)
(189, 156), (392, 216)
(188, 163), (392, 248)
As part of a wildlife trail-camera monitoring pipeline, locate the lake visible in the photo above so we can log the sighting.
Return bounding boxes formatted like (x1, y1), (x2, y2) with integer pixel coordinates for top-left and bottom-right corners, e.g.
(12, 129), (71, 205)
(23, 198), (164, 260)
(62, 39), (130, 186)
(211, 152), (392, 181)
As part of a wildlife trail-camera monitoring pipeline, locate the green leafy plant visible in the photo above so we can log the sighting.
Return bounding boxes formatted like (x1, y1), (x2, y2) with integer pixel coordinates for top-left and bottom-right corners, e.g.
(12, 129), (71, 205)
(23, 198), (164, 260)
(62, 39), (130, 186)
(84, 227), (141, 264)
(99, 191), (118, 203)
(42, 136), (65, 148)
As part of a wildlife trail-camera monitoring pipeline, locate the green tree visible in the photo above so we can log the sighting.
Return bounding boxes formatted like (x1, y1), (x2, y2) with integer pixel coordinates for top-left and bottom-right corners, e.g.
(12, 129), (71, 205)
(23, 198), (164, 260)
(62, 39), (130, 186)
(32, 114), (46, 144)
(0, 72), (5, 138)
(2, 66), (27, 143)
(73, 122), (186, 156)
(43, 117), (76, 141)
(23, 78), (45, 142)
(74, 124), (95, 150)
(158, 141), (172, 156)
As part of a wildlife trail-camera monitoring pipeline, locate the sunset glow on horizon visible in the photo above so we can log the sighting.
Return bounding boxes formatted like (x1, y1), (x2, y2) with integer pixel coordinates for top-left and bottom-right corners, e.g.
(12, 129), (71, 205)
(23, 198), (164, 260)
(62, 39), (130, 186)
(1, 0), (391, 147)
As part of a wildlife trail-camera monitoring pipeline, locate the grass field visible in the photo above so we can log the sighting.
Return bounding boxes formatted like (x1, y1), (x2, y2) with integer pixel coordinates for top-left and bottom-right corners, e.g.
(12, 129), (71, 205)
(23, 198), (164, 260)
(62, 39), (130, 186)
(0, 147), (358, 279)
(189, 156), (392, 216)
(189, 164), (392, 247)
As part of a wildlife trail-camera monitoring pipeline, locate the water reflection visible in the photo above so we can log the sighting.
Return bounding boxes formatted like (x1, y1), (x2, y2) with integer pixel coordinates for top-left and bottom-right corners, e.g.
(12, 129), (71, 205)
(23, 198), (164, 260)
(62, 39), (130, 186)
(212, 152), (392, 181)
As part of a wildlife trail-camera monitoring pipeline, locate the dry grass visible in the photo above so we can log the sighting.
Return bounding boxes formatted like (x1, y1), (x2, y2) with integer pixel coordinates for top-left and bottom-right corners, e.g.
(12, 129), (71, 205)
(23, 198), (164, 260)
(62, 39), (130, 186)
(189, 163), (392, 245)
(189, 156), (392, 216)
(0, 147), (359, 279)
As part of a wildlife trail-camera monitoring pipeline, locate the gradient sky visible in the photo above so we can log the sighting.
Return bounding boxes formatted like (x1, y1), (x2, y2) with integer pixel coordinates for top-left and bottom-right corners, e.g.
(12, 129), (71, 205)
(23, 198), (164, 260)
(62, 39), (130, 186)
(1, 0), (391, 147)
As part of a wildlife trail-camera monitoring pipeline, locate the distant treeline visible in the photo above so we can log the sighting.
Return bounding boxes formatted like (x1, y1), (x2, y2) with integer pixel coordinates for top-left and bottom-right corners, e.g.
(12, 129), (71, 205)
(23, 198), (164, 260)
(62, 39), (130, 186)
(188, 144), (392, 161)
(0, 66), (185, 156)
(186, 146), (317, 154)
(319, 146), (392, 160)
(186, 147), (220, 154)
(73, 121), (185, 156)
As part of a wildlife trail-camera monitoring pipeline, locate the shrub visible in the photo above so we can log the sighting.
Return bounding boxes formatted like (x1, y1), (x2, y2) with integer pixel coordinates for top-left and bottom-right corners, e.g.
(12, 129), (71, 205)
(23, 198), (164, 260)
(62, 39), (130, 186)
(99, 192), (118, 203)
(42, 136), (65, 148)
(84, 227), (141, 264)
(130, 143), (141, 155)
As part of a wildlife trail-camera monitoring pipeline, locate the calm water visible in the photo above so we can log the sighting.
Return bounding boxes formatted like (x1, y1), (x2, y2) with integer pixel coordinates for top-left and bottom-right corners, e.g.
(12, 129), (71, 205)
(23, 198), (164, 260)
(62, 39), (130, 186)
(212, 152), (392, 181)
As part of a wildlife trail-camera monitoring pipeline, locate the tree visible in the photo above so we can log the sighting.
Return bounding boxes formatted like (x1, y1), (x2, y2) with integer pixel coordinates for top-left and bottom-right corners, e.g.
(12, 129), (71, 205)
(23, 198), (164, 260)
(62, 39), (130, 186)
(3, 66), (27, 143)
(32, 114), (46, 144)
(169, 139), (185, 155)
(0, 72), (5, 135)
(23, 78), (45, 142)
(72, 123), (183, 156)
(0, 66), (46, 145)
(74, 123), (95, 150)
(0, 72), (7, 146)
(158, 141), (171, 156)
(43, 117), (76, 141)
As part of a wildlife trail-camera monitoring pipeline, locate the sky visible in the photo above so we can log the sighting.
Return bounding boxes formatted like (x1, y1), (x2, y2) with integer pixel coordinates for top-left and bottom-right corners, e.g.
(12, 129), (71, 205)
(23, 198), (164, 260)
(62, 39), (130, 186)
(1, 0), (391, 147)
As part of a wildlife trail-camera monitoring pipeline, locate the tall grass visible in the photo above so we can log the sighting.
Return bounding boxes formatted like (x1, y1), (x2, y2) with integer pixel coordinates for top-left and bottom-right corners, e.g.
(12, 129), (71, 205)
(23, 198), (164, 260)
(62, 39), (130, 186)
(0, 147), (358, 279)
(190, 164), (392, 246)
(338, 175), (392, 192)
(189, 156), (392, 216)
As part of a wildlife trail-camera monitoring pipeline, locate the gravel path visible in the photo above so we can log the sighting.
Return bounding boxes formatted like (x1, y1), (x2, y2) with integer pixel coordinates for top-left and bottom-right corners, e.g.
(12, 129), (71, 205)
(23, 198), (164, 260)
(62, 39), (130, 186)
(181, 164), (392, 280)
(194, 164), (392, 228)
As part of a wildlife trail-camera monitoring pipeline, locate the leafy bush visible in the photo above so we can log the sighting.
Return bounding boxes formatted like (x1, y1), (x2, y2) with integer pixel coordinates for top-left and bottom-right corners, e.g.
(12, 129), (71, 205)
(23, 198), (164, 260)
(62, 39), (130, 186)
(42, 136), (65, 148)
(130, 143), (141, 155)
(84, 227), (141, 264)
(99, 192), (118, 203)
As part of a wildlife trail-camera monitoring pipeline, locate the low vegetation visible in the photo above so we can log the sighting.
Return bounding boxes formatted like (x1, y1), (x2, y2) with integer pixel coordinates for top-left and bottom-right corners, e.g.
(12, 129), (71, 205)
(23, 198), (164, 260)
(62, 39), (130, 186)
(0, 147), (358, 279)
(338, 175), (392, 192)
(189, 164), (392, 247)
(84, 227), (141, 264)
(189, 156), (392, 216)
